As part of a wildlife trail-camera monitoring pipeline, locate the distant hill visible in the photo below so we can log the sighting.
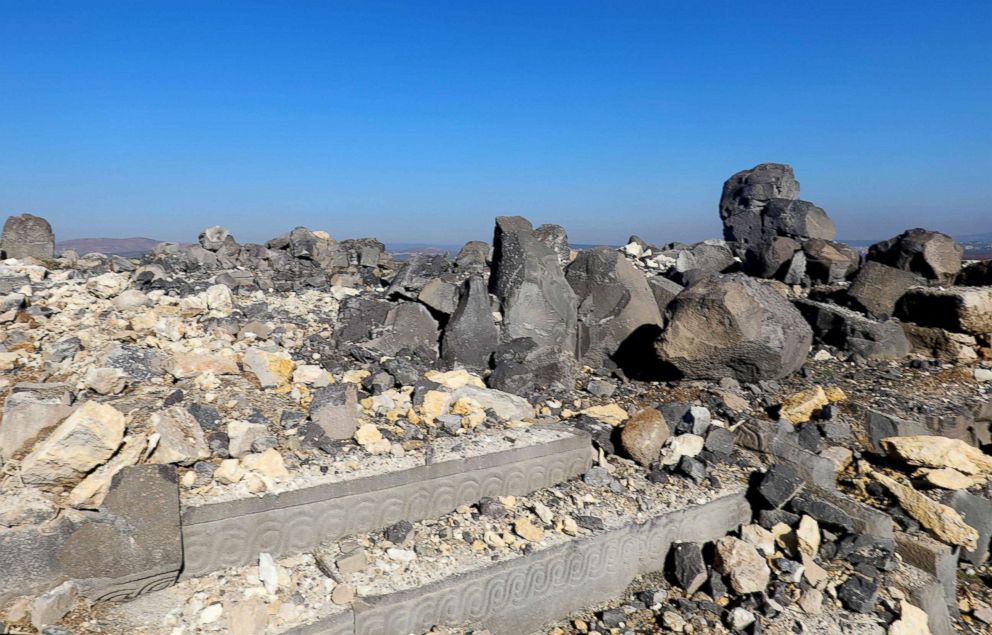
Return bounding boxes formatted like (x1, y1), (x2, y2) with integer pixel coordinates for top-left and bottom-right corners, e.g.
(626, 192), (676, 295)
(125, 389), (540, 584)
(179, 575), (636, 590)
(56, 237), (161, 257)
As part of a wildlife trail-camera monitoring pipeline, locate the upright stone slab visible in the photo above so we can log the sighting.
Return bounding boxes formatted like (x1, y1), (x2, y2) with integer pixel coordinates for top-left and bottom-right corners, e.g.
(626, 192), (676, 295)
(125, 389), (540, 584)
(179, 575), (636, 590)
(489, 216), (577, 354)
(1, 214), (55, 260)
(60, 465), (183, 600)
(441, 276), (498, 371)
(565, 247), (663, 369)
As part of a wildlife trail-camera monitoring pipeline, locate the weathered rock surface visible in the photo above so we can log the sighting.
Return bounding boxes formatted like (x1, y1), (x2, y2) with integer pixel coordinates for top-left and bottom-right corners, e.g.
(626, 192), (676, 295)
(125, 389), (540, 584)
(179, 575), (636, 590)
(440, 276), (498, 371)
(656, 274), (812, 381)
(867, 228), (962, 285)
(845, 261), (922, 319)
(620, 408), (669, 467)
(19, 401), (126, 485)
(714, 536), (771, 594)
(719, 163), (800, 247)
(872, 471), (978, 550)
(896, 286), (992, 334)
(489, 216), (577, 354)
(0, 383), (73, 461)
(803, 239), (860, 284)
(881, 435), (992, 475)
(566, 247), (663, 368)
(795, 299), (911, 360)
(1, 213), (55, 260)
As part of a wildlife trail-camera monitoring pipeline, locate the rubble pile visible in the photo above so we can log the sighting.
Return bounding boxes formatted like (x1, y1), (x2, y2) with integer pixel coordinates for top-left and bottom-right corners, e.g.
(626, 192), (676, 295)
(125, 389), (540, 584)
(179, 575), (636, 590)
(0, 162), (989, 635)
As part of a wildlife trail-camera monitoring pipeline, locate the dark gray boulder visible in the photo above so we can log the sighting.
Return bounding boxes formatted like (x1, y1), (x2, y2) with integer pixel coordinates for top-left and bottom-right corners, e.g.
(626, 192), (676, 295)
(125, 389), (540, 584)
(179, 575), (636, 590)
(387, 254), (451, 301)
(648, 276), (684, 315)
(198, 226), (235, 252)
(441, 276), (498, 371)
(845, 261), (922, 319)
(761, 199), (836, 242)
(454, 241), (491, 272)
(743, 236), (801, 280)
(1, 214), (55, 260)
(655, 274), (812, 381)
(489, 216), (577, 354)
(795, 299), (911, 360)
(719, 163), (800, 247)
(565, 247), (663, 368)
(367, 301), (440, 361)
(488, 337), (576, 396)
(803, 239), (860, 284)
(958, 259), (992, 286)
(533, 224), (571, 266)
(667, 241), (736, 286)
(867, 228), (962, 285)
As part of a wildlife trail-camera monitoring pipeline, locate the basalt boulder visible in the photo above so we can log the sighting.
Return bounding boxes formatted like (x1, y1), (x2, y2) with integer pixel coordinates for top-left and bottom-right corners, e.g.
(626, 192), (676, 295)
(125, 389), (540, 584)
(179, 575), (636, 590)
(803, 239), (861, 284)
(656, 273), (812, 381)
(720, 163), (800, 247)
(795, 299), (912, 361)
(565, 247), (663, 369)
(489, 216), (577, 354)
(867, 228), (963, 285)
(441, 276), (498, 371)
(1, 214), (55, 260)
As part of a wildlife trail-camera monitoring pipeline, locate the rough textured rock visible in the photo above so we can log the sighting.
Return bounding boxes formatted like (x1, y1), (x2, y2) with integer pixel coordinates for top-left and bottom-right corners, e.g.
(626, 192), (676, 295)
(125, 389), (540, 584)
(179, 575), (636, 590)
(620, 408), (669, 467)
(795, 299), (911, 360)
(533, 224), (571, 266)
(671, 542), (707, 595)
(656, 274), (812, 381)
(867, 228), (962, 285)
(958, 259), (992, 286)
(880, 435), (992, 475)
(647, 276), (683, 315)
(896, 286), (992, 335)
(309, 384), (358, 440)
(148, 407), (211, 466)
(488, 337), (576, 396)
(845, 261), (922, 319)
(566, 247), (663, 368)
(0, 383), (73, 461)
(873, 471), (978, 550)
(19, 401), (126, 485)
(743, 236), (801, 280)
(947, 490), (992, 565)
(761, 198), (836, 242)
(489, 216), (577, 354)
(719, 163), (800, 247)
(713, 536), (771, 594)
(1, 213), (55, 260)
(387, 254), (450, 301)
(803, 239), (860, 284)
(441, 276), (498, 371)
(368, 301), (440, 360)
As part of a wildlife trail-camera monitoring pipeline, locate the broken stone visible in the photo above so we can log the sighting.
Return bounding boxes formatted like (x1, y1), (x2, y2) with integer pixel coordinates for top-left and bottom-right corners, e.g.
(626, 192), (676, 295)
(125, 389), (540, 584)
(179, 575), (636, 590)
(242, 449), (289, 479)
(757, 463), (804, 509)
(0, 383), (73, 461)
(779, 385), (829, 423)
(243, 347), (294, 389)
(513, 517), (544, 542)
(148, 407), (210, 466)
(227, 421), (269, 459)
(671, 542), (707, 595)
(872, 470), (978, 550)
(713, 536), (770, 594)
(867, 228), (962, 285)
(838, 573), (880, 613)
(440, 276), (498, 371)
(881, 435), (992, 475)
(310, 384), (358, 440)
(620, 408), (669, 467)
(30, 581), (77, 631)
(20, 401), (125, 485)
(656, 273), (812, 382)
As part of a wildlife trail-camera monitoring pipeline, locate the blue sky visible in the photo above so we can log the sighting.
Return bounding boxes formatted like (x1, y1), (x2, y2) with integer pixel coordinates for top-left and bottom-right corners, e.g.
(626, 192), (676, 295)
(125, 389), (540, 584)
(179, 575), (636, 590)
(1, 1), (990, 246)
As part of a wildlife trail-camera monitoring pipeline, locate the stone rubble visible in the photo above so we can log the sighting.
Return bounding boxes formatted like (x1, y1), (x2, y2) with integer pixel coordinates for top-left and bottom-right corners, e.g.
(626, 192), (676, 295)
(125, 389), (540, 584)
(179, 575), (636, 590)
(0, 162), (990, 634)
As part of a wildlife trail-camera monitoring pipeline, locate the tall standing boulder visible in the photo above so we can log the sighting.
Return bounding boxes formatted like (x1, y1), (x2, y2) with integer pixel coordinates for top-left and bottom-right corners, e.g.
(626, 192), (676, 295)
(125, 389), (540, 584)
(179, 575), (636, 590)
(533, 224), (571, 266)
(867, 228), (963, 285)
(1, 214), (55, 260)
(656, 274), (812, 382)
(719, 163), (800, 247)
(489, 216), (577, 353)
(441, 276), (498, 371)
(565, 247), (663, 368)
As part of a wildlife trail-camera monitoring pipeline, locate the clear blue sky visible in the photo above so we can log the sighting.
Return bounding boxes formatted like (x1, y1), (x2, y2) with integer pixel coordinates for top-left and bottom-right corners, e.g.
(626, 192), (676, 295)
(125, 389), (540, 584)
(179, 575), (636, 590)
(2, 1), (990, 246)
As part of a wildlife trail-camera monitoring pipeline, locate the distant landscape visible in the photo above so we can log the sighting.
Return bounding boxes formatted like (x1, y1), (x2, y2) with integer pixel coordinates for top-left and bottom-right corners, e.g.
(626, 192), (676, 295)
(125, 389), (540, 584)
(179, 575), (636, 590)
(57, 232), (992, 260)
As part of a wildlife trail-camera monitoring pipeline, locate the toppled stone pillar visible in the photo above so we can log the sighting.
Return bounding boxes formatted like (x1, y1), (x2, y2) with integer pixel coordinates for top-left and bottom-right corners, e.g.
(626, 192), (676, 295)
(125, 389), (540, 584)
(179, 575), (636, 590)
(1, 214), (55, 260)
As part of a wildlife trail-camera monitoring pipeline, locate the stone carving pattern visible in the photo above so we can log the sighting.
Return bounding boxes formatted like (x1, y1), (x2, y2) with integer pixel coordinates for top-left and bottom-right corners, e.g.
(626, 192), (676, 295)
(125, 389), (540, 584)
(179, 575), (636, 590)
(182, 449), (590, 576)
(353, 495), (746, 635)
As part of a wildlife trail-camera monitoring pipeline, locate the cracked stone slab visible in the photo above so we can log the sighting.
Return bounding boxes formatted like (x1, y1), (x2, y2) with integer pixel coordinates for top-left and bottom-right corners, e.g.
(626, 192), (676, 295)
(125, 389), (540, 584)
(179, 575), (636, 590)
(180, 427), (592, 577)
